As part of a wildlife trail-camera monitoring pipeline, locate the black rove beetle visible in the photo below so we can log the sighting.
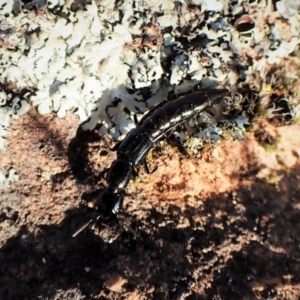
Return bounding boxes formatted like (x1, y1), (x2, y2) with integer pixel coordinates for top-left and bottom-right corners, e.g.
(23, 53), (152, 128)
(73, 89), (229, 236)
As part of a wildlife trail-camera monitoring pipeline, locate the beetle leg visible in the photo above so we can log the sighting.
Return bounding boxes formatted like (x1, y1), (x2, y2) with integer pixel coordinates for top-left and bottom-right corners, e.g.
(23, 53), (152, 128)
(142, 159), (150, 174)
(165, 127), (188, 156)
(111, 141), (121, 151)
(131, 167), (139, 177)
(134, 111), (145, 124)
(130, 160), (154, 176)
(134, 114), (139, 125)
(167, 134), (188, 156)
(142, 158), (158, 174)
(100, 167), (109, 178)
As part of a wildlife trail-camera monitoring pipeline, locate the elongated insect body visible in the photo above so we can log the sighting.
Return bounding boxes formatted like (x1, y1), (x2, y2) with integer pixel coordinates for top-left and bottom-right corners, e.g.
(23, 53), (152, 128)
(100, 89), (229, 217)
(116, 129), (154, 166)
(138, 89), (228, 142)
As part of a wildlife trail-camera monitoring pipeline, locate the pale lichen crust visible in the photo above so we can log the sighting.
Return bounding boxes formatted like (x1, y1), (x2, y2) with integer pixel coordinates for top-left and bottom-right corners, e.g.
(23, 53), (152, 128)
(0, 0), (299, 152)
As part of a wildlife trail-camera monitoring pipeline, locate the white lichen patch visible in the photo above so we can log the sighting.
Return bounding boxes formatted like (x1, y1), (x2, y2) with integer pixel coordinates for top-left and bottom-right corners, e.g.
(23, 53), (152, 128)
(0, 0), (299, 151)
(0, 92), (31, 150)
(0, 168), (19, 189)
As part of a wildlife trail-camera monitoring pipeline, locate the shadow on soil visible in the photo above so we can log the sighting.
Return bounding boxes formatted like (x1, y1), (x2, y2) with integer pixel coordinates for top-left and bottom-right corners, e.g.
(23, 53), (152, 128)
(1, 127), (300, 299)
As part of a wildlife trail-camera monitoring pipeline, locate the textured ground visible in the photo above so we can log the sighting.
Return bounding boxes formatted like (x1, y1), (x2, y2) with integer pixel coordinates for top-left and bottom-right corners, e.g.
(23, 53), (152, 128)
(1, 0), (300, 299)
(0, 108), (300, 300)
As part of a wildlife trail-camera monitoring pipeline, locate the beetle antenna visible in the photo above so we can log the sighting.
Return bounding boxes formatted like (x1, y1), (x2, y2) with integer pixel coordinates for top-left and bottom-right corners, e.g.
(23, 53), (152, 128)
(72, 219), (94, 237)
(72, 215), (102, 237)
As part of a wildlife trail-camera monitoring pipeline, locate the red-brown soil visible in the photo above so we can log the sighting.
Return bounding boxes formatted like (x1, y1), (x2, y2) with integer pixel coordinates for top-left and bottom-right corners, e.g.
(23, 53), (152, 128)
(0, 108), (300, 299)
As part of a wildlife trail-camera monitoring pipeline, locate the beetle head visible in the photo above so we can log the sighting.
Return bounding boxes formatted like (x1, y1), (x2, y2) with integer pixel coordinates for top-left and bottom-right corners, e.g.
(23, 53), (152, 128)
(98, 189), (124, 218)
